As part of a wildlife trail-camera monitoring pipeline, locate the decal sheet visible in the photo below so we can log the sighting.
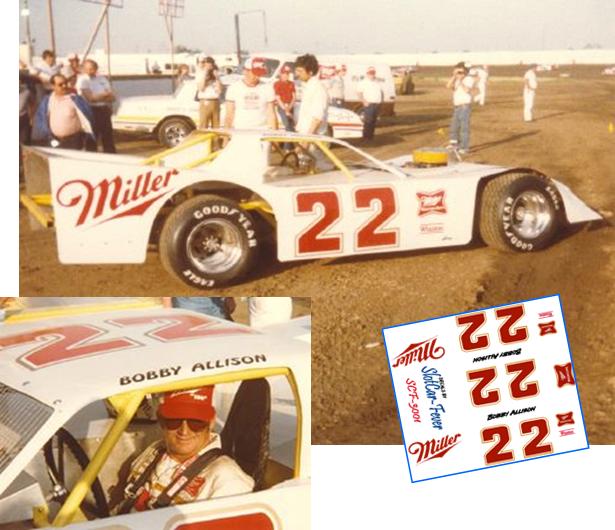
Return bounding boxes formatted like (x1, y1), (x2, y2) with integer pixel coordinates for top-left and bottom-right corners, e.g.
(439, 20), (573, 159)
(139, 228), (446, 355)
(382, 295), (588, 482)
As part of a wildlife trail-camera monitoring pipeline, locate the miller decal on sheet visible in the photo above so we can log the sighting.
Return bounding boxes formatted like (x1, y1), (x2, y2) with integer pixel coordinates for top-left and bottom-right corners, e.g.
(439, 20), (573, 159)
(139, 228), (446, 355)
(382, 294), (588, 482)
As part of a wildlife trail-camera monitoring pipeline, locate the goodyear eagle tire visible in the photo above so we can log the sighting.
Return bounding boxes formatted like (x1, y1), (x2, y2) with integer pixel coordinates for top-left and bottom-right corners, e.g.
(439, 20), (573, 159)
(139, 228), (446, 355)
(159, 195), (259, 288)
(157, 117), (195, 147)
(479, 173), (563, 252)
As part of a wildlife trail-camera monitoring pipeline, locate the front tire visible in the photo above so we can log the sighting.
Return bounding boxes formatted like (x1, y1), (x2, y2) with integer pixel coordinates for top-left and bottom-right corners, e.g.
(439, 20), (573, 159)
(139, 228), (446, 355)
(157, 117), (195, 147)
(479, 173), (563, 252)
(159, 195), (259, 288)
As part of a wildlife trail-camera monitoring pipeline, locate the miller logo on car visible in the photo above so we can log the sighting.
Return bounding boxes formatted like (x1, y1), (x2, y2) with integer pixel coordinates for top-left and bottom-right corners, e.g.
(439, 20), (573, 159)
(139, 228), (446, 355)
(383, 294), (589, 482)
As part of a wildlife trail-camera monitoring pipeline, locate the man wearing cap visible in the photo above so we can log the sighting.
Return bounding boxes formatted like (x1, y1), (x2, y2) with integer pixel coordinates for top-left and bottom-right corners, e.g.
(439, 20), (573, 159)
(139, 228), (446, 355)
(357, 67), (383, 141)
(224, 57), (276, 130)
(523, 64), (538, 122)
(115, 386), (254, 513)
(274, 66), (296, 133)
(446, 62), (475, 154)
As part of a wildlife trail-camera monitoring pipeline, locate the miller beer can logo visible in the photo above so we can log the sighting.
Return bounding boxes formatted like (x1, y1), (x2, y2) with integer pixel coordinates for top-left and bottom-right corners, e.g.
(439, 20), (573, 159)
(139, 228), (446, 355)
(556, 411), (575, 427)
(417, 190), (447, 216)
(408, 433), (461, 464)
(538, 321), (557, 336)
(554, 363), (575, 387)
(392, 337), (446, 368)
(56, 169), (179, 227)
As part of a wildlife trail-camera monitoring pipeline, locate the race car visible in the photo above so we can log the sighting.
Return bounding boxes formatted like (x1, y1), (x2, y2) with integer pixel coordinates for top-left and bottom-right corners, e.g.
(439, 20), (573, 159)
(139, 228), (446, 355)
(21, 129), (602, 289)
(112, 79), (364, 147)
(0, 306), (310, 529)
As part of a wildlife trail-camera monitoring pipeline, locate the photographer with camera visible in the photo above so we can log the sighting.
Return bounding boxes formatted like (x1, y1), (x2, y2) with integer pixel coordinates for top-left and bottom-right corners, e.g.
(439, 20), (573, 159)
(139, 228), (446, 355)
(446, 62), (475, 155)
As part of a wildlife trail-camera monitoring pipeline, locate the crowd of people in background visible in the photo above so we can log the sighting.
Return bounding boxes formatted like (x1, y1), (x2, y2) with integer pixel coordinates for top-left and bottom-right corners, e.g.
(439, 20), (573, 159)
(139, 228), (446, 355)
(19, 48), (542, 168)
(19, 49), (117, 159)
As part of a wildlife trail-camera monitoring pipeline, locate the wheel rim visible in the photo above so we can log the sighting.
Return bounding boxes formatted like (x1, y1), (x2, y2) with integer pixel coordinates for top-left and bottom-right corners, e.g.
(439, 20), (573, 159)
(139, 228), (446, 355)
(165, 123), (188, 146)
(511, 191), (552, 239)
(186, 218), (243, 274)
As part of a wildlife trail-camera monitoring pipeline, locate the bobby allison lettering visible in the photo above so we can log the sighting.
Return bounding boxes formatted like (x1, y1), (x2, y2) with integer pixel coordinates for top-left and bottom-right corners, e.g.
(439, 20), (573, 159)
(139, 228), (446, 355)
(119, 354), (268, 385)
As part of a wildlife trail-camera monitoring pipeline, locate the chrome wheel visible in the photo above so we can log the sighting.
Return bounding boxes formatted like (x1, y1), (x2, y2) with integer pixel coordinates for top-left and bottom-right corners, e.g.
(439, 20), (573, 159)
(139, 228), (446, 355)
(164, 123), (189, 146)
(186, 218), (243, 274)
(511, 191), (553, 239)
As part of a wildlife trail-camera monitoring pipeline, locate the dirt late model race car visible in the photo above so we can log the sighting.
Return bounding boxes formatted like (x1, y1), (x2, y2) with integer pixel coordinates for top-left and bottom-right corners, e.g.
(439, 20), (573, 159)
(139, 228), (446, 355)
(21, 129), (601, 289)
(0, 308), (310, 529)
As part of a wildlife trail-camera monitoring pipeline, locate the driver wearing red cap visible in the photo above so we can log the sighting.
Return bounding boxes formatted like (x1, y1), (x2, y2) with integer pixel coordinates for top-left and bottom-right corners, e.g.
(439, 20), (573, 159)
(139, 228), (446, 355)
(114, 386), (254, 513)
(224, 57), (277, 130)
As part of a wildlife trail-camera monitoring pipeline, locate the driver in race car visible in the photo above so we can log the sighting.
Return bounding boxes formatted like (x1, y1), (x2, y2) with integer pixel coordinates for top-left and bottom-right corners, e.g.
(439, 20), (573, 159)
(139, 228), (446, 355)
(114, 386), (254, 513)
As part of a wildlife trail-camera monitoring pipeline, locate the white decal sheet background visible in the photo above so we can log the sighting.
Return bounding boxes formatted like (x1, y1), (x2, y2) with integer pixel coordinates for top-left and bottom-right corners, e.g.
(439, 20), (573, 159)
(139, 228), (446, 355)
(382, 294), (589, 482)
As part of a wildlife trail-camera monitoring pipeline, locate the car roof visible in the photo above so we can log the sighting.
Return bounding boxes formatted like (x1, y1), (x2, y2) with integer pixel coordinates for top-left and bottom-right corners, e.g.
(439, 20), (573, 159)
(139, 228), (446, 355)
(0, 307), (309, 407)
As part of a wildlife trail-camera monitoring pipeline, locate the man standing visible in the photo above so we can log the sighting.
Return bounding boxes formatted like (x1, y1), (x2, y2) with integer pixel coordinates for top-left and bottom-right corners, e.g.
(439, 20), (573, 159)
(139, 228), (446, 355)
(328, 66), (345, 108)
(195, 55), (222, 129)
(35, 49), (62, 93)
(32, 74), (94, 150)
(76, 59), (117, 153)
(523, 64), (538, 122)
(114, 387), (254, 513)
(274, 66), (296, 132)
(472, 65), (489, 106)
(357, 66), (383, 141)
(294, 54), (328, 136)
(446, 62), (475, 154)
(224, 57), (276, 130)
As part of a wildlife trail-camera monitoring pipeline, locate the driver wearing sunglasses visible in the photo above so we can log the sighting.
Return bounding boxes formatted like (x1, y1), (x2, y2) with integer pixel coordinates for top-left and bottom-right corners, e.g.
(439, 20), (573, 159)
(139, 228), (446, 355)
(114, 386), (254, 513)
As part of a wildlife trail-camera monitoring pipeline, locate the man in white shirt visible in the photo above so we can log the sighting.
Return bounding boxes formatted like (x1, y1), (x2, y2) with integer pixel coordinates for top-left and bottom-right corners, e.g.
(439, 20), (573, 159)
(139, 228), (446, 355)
(35, 49), (63, 93)
(76, 59), (116, 152)
(248, 297), (293, 328)
(294, 54), (331, 169)
(294, 54), (328, 136)
(471, 65), (489, 106)
(328, 66), (345, 108)
(446, 62), (475, 154)
(224, 57), (276, 130)
(523, 64), (538, 122)
(357, 66), (383, 141)
(115, 386), (254, 513)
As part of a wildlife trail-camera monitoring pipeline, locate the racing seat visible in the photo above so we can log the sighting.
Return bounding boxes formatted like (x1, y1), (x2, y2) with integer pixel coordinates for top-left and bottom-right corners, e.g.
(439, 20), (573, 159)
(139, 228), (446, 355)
(220, 379), (271, 492)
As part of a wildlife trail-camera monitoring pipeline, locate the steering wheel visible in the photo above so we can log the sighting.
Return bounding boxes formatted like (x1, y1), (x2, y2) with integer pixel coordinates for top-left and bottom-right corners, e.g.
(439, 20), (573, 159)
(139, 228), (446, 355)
(43, 428), (110, 519)
(281, 148), (317, 174)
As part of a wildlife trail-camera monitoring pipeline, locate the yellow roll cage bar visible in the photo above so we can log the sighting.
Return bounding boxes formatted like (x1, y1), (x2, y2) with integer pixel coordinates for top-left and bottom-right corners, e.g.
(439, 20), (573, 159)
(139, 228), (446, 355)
(41, 366), (302, 527)
(21, 130), (357, 228)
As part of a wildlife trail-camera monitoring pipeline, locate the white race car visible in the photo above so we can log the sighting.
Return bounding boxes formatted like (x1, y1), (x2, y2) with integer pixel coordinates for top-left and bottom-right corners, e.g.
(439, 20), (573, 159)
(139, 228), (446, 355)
(21, 130), (602, 289)
(0, 303), (310, 529)
(112, 80), (364, 147)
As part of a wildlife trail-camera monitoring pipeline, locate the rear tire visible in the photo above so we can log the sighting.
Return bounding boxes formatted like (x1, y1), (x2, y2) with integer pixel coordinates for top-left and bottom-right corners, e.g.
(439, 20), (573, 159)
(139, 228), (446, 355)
(479, 173), (563, 252)
(159, 195), (259, 288)
(157, 117), (195, 147)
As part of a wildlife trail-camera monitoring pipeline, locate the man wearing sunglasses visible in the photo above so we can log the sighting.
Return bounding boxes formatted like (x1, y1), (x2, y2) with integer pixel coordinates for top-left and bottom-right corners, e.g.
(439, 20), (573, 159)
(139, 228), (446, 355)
(115, 386), (254, 513)
(32, 74), (95, 150)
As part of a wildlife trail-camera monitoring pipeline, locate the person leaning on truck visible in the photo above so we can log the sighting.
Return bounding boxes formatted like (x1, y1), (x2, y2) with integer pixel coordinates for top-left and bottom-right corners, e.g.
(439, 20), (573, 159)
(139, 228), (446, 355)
(195, 55), (223, 129)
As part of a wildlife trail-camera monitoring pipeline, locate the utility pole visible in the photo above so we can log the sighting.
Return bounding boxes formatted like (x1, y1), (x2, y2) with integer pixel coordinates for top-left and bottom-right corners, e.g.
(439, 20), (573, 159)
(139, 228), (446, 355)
(234, 13), (241, 66)
(22, 0), (33, 60)
(46, 0), (56, 53)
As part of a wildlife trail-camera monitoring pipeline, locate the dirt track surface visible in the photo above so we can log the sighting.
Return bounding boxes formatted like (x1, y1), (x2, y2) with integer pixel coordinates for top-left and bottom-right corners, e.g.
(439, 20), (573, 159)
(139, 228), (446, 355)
(20, 70), (615, 444)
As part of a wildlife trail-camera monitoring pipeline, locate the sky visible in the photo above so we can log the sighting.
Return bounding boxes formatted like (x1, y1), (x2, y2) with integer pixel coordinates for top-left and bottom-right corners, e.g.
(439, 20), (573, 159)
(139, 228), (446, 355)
(18, 0), (615, 56)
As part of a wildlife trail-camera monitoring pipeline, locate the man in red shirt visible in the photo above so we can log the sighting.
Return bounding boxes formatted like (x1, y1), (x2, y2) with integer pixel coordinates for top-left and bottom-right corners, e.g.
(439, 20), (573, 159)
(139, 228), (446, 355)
(273, 66), (296, 134)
